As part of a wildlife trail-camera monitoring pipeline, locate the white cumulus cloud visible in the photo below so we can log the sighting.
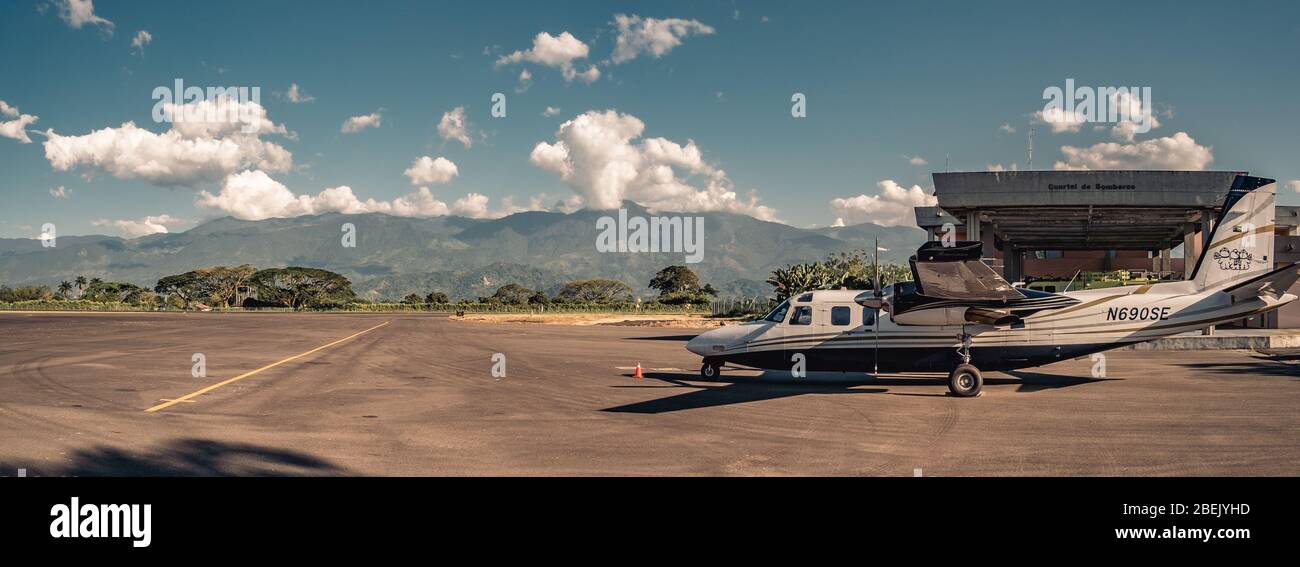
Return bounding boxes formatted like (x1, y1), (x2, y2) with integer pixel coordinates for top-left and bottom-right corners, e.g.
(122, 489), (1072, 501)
(49, 0), (114, 34)
(437, 107), (472, 149)
(93, 214), (185, 238)
(496, 31), (600, 83)
(49, 185), (69, 199)
(1054, 132), (1213, 171)
(130, 30), (151, 54)
(341, 111), (382, 133)
(197, 170), (514, 221)
(285, 83), (314, 103)
(830, 180), (937, 227)
(42, 98), (293, 186)
(529, 109), (775, 220)
(610, 14), (715, 64)
(907, 155), (928, 166)
(403, 156), (459, 186)
(0, 111), (39, 144)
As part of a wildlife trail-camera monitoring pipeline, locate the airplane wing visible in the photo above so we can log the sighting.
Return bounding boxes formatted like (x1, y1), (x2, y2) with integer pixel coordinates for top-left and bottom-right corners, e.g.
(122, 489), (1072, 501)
(1222, 263), (1300, 303)
(911, 241), (1025, 301)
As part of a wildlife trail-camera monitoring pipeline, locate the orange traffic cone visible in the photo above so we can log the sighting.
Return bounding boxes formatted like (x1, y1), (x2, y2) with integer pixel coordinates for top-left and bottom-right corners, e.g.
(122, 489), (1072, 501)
(633, 363), (644, 379)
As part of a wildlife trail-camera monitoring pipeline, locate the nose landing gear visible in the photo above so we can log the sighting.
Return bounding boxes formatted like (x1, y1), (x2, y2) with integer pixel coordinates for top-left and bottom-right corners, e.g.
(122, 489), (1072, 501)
(948, 330), (983, 397)
(700, 359), (722, 379)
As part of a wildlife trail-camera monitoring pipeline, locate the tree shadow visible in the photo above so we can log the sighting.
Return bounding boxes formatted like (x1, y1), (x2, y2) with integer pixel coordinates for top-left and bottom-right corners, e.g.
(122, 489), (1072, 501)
(623, 334), (699, 341)
(3, 438), (351, 477)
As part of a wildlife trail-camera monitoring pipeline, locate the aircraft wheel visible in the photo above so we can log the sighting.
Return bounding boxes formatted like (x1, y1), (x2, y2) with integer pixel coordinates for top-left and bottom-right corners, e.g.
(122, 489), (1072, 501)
(947, 364), (983, 397)
(701, 360), (722, 379)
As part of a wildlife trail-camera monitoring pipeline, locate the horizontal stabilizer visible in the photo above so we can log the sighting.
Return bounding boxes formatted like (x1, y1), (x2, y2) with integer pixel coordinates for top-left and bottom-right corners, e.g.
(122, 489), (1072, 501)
(1223, 264), (1300, 303)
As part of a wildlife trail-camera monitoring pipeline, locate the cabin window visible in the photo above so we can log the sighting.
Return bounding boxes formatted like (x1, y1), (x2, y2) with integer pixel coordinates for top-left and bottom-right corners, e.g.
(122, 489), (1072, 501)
(790, 306), (813, 325)
(797, 293), (814, 303)
(763, 300), (790, 323)
(863, 308), (876, 326)
(831, 306), (851, 326)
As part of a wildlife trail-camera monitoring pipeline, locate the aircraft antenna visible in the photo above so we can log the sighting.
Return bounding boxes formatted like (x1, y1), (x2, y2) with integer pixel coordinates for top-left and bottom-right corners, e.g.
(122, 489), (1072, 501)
(1063, 268), (1082, 293)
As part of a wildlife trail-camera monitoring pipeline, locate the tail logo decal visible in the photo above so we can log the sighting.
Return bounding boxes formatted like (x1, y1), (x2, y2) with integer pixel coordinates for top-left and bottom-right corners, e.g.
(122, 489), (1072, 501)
(1213, 247), (1254, 271)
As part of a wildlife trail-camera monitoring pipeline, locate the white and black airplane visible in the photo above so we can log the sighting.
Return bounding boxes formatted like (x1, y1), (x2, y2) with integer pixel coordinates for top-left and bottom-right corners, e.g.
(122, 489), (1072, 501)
(687, 175), (1299, 397)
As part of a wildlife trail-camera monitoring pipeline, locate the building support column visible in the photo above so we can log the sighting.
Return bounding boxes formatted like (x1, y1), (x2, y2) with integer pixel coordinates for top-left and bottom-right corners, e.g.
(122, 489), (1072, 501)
(965, 211), (981, 242)
(1183, 222), (1200, 279)
(1005, 248), (1024, 284)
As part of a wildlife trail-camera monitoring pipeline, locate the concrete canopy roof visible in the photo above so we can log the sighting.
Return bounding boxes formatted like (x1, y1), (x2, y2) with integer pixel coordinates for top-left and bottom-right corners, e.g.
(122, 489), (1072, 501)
(926, 170), (1247, 250)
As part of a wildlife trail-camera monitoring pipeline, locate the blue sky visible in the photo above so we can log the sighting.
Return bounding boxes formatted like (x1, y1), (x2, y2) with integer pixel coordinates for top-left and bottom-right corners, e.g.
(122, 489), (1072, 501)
(2, 0), (1299, 238)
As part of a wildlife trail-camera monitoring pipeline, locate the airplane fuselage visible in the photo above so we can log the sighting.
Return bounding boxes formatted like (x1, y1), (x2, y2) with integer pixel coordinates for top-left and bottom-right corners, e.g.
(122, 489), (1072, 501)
(687, 282), (1294, 374)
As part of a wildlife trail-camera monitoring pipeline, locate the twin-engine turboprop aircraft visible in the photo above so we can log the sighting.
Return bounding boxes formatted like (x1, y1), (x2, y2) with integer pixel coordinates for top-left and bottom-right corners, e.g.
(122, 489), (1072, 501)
(687, 175), (1299, 397)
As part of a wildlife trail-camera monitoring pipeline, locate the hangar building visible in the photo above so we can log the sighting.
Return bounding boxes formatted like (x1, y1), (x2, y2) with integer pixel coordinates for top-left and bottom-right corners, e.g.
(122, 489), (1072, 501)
(914, 171), (1300, 328)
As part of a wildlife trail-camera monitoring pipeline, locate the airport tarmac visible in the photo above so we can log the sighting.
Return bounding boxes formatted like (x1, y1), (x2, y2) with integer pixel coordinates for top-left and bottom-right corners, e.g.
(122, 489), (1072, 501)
(1, 312), (1296, 476)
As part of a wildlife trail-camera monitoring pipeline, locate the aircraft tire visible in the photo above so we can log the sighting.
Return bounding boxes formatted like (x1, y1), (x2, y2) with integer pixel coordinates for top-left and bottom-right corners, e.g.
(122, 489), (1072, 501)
(701, 360), (722, 379)
(948, 364), (983, 397)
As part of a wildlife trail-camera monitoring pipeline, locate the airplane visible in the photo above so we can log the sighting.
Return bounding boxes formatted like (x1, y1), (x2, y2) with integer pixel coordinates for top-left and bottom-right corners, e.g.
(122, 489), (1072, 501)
(686, 175), (1300, 397)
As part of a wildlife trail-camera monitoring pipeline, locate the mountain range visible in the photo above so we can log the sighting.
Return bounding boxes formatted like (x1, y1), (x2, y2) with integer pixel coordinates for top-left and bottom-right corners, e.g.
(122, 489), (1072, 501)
(0, 202), (926, 300)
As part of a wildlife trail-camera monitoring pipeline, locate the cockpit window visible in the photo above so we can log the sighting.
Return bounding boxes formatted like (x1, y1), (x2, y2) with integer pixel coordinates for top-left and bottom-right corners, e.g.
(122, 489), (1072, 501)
(763, 300), (791, 323)
(790, 306), (813, 325)
(797, 293), (814, 303)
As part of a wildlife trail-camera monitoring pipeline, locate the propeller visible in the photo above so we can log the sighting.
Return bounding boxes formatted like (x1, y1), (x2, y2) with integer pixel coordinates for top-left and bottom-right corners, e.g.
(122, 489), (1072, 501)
(873, 237), (881, 375)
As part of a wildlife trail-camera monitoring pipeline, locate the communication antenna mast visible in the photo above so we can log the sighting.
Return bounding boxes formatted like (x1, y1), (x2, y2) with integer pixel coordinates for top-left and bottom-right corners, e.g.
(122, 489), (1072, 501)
(1028, 124), (1034, 170)
(945, 153), (950, 172)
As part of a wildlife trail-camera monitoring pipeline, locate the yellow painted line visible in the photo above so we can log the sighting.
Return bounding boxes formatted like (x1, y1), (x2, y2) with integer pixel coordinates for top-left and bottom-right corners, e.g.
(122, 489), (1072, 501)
(145, 321), (391, 413)
(157, 398), (196, 403)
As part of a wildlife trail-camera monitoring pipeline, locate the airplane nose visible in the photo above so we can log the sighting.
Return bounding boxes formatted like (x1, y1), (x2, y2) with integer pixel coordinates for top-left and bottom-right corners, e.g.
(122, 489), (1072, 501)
(686, 333), (709, 356)
(686, 327), (738, 357)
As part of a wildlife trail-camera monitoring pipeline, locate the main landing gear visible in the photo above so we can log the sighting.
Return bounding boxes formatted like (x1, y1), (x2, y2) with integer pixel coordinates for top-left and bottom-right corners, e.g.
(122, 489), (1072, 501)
(948, 330), (983, 397)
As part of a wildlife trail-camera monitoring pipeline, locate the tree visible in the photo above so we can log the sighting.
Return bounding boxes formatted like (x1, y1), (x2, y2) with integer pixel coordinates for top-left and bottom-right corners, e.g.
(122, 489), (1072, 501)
(402, 293), (424, 304)
(155, 271), (205, 306)
(766, 249), (912, 301)
(425, 291), (450, 304)
(248, 267), (355, 309)
(766, 262), (840, 302)
(490, 283), (534, 305)
(649, 266), (702, 295)
(82, 281), (146, 303)
(554, 279), (634, 303)
(0, 285), (54, 302)
(199, 265), (256, 306)
(528, 291), (550, 305)
(74, 276), (87, 297)
(155, 265), (257, 307)
(57, 281), (73, 299)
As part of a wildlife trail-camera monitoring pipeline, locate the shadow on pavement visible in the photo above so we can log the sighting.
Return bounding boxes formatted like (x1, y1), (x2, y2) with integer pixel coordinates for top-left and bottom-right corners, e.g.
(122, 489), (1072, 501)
(603, 367), (1120, 413)
(603, 371), (887, 414)
(5, 438), (351, 477)
(1177, 351), (1300, 379)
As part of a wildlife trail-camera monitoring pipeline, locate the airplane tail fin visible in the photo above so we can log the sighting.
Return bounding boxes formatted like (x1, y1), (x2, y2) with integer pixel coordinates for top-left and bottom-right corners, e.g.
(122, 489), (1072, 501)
(1190, 176), (1277, 291)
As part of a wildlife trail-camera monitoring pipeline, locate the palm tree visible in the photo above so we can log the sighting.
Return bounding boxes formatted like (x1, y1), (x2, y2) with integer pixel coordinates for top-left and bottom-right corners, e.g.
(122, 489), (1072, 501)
(57, 281), (73, 299)
(74, 275), (87, 291)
